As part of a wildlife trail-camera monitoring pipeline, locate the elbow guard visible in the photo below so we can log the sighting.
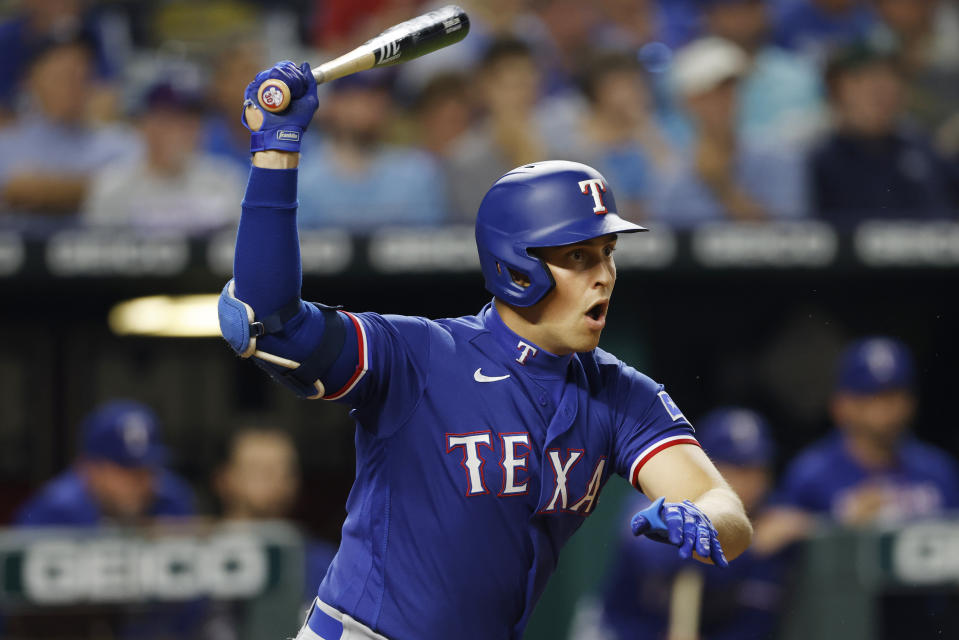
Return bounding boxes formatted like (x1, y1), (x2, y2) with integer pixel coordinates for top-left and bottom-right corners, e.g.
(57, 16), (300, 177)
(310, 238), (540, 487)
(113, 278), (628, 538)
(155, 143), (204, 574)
(217, 280), (346, 399)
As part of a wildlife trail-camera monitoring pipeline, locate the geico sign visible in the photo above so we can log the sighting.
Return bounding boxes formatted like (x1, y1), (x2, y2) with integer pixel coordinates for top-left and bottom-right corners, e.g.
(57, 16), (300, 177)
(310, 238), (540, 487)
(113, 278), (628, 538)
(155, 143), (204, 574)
(23, 533), (268, 604)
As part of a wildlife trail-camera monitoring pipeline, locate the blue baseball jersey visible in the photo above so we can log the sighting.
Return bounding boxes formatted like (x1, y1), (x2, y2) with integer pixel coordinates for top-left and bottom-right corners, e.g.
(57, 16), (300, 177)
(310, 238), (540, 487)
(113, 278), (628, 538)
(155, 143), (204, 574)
(774, 432), (959, 521)
(307, 301), (698, 640)
(14, 468), (195, 526)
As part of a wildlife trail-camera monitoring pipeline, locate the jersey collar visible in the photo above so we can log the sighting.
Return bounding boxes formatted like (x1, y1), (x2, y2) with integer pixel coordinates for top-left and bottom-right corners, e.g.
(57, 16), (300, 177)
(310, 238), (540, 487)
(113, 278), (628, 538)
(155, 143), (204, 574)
(482, 301), (572, 379)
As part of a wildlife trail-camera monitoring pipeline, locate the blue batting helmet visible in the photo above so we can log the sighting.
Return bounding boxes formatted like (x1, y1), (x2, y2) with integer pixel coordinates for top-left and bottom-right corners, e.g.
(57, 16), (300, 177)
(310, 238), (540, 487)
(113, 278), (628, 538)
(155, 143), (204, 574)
(475, 160), (646, 307)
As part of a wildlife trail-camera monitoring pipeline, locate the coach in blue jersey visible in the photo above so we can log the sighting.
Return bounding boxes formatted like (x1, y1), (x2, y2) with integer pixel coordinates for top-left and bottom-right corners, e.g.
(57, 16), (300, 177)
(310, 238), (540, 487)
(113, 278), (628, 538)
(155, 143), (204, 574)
(217, 61), (752, 640)
(15, 400), (194, 526)
(770, 337), (959, 526)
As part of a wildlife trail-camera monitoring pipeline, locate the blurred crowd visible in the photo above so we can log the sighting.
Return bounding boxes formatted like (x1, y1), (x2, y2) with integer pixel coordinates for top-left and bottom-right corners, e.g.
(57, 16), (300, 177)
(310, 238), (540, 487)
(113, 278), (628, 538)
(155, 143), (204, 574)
(6, 334), (958, 639)
(2, 0), (959, 233)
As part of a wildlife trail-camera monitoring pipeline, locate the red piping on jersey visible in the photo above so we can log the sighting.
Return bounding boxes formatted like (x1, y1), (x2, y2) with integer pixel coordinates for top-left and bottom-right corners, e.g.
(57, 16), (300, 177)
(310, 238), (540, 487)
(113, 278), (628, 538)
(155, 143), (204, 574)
(323, 311), (367, 400)
(630, 437), (701, 489)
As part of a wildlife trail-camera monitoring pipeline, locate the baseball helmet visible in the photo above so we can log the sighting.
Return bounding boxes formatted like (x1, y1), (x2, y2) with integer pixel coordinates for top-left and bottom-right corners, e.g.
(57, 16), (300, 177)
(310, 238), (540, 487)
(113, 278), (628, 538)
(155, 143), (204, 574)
(475, 160), (646, 307)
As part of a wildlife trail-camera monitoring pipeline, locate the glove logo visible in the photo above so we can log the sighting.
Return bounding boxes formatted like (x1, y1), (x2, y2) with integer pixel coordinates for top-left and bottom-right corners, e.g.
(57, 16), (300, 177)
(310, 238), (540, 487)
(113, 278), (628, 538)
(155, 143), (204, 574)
(276, 130), (300, 142)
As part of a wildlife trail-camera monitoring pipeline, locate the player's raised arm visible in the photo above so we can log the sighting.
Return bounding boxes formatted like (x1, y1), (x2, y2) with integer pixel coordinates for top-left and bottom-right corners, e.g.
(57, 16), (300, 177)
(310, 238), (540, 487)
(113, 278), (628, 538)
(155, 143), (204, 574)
(217, 61), (363, 401)
(632, 444), (753, 565)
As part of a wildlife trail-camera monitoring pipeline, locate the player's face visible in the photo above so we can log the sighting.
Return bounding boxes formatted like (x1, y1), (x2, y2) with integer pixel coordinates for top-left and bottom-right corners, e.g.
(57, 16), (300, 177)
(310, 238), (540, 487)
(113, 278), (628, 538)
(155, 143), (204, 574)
(833, 389), (915, 447)
(217, 432), (300, 519)
(81, 461), (156, 520)
(524, 235), (618, 354)
(715, 463), (770, 515)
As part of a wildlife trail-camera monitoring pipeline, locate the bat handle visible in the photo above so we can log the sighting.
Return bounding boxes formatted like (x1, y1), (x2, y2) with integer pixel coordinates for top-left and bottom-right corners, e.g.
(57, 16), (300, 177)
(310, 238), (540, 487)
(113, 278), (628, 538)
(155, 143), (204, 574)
(256, 77), (293, 113)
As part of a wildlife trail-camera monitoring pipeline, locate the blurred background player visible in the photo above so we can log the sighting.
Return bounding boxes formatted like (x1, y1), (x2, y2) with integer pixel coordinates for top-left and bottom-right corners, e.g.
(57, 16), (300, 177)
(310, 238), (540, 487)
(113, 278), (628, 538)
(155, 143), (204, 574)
(15, 399), (194, 526)
(598, 407), (784, 640)
(82, 78), (245, 233)
(756, 336), (959, 637)
(213, 425), (337, 601)
(763, 336), (959, 531)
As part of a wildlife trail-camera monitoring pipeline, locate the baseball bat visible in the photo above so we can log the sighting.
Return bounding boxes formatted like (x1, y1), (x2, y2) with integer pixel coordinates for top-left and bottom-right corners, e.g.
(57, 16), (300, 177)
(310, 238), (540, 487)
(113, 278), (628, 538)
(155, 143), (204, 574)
(256, 5), (470, 114)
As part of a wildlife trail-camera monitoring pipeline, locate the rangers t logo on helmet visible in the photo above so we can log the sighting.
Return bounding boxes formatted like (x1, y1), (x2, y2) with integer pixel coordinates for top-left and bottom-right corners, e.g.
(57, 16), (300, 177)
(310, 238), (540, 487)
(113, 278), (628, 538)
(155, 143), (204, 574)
(578, 178), (608, 214)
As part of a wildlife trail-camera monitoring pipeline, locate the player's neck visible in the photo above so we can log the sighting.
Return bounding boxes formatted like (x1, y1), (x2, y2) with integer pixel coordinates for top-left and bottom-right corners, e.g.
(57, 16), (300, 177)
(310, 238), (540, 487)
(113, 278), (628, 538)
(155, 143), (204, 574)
(842, 431), (899, 469)
(494, 299), (571, 356)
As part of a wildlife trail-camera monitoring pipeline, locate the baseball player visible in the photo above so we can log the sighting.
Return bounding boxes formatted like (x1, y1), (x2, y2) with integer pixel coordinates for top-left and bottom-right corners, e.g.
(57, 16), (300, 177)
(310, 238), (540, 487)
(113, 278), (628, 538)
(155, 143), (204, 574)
(15, 399), (194, 526)
(217, 61), (752, 640)
(769, 336), (959, 525)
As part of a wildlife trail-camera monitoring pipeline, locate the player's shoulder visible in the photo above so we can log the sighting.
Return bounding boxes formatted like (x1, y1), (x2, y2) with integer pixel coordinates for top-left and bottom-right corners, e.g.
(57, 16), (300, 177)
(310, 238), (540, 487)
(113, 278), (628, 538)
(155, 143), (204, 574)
(351, 309), (482, 350)
(900, 438), (959, 478)
(16, 469), (94, 525)
(583, 347), (663, 396)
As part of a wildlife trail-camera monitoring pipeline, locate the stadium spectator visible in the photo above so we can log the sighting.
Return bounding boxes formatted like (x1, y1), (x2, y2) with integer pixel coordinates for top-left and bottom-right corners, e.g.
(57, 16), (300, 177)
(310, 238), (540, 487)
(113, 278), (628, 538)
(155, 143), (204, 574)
(213, 427), (336, 600)
(649, 37), (807, 226)
(395, 0), (541, 97)
(809, 40), (958, 226)
(568, 51), (675, 222)
(15, 400), (194, 526)
(764, 337), (959, 528)
(0, 0), (127, 122)
(695, 0), (825, 146)
(0, 34), (139, 218)
(297, 71), (448, 229)
(201, 40), (267, 173)
(82, 79), (245, 233)
(529, 0), (602, 98)
(773, 0), (876, 62)
(599, 408), (785, 640)
(412, 72), (474, 161)
(446, 38), (557, 222)
(870, 0), (959, 138)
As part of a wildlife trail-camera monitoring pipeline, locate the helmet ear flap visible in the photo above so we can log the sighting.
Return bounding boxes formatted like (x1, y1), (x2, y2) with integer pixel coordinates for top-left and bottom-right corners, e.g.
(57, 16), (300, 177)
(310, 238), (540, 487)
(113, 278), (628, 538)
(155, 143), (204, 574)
(478, 247), (554, 307)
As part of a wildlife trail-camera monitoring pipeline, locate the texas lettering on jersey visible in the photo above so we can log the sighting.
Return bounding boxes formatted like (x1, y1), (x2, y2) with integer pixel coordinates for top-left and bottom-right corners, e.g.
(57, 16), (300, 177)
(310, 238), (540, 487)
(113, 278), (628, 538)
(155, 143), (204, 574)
(446, 431), (606, 515)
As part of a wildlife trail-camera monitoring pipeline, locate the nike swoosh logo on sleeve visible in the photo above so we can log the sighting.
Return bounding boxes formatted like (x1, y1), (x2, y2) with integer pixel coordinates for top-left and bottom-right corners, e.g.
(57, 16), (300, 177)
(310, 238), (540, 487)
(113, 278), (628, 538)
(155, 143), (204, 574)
(474, 368), (510, 383)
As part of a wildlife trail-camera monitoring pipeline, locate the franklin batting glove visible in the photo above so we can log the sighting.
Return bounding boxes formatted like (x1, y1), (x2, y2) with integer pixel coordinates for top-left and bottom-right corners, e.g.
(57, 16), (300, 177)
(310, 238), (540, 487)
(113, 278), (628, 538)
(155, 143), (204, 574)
(631, 496), (729, 567)
(242, 60), (318, 153)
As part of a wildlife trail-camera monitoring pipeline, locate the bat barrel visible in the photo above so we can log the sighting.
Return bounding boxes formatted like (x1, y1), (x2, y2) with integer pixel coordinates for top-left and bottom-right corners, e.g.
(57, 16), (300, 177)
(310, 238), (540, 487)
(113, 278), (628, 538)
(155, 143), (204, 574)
(310, 5), (469, 86)
(366, 4), (470, 68)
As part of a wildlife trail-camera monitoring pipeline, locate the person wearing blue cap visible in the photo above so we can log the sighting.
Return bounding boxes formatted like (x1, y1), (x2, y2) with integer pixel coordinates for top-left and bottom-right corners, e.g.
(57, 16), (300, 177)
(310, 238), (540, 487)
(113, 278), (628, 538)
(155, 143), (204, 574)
(596, 407), (784, 640)
(15, 400), (195, 526)
(770, 336), (959, 526)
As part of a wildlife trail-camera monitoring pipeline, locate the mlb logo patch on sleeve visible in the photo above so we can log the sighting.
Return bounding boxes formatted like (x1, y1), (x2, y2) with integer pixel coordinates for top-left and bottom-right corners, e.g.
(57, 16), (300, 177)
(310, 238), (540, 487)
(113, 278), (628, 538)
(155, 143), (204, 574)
(658, 391), (686, 422)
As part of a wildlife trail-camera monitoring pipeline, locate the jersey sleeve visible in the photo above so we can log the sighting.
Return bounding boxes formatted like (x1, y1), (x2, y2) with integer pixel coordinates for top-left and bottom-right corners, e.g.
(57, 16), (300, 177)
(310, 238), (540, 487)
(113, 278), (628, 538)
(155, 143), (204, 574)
(318, 311), (431, 438)
(608, 362), (699, 490)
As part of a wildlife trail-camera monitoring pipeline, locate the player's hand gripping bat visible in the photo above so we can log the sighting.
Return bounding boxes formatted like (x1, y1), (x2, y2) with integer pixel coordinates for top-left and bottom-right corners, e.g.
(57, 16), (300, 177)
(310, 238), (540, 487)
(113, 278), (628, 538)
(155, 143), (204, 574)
(255, 5), (470, 115)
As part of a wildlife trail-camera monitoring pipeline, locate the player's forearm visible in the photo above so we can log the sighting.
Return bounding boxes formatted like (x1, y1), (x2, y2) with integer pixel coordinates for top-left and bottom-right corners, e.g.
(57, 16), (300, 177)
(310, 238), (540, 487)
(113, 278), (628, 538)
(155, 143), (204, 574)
(253, 150), (299, 169)
(692, 486), (753, 562)
(233, 153), (303, 314)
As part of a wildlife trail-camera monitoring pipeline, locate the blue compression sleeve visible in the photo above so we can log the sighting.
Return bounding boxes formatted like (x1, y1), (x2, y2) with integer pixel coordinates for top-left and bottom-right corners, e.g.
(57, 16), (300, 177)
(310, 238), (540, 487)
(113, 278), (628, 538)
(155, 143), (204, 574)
(230, 164), (344, 386)
(234, 166), (301, 315)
